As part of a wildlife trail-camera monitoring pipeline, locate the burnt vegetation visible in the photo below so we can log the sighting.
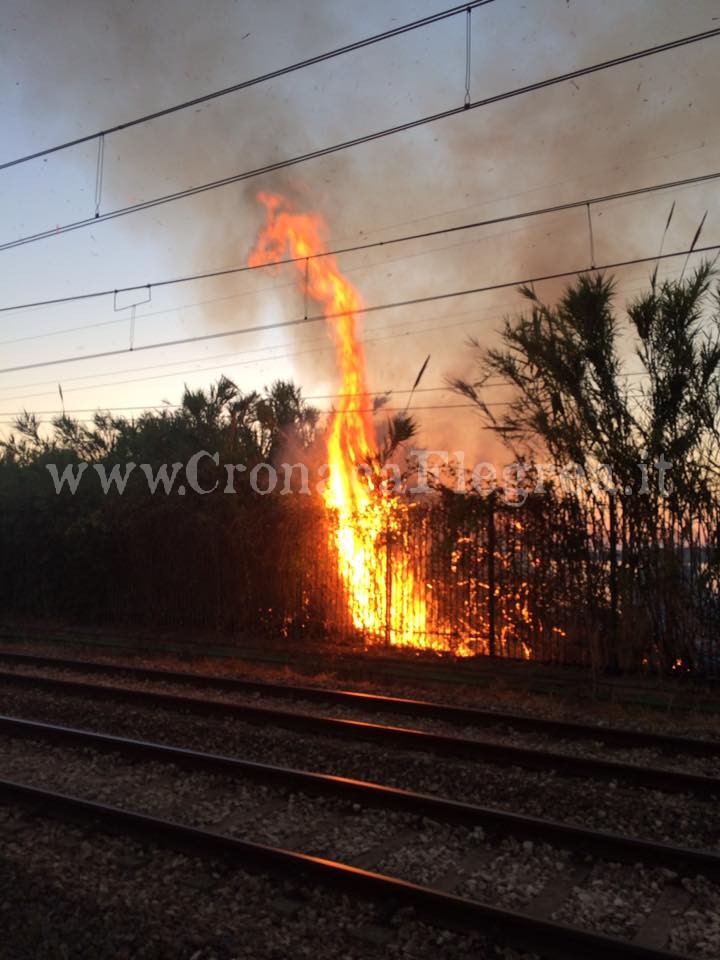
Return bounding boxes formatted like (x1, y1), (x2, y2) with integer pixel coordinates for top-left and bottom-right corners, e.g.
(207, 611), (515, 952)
(1, 268), (720, 675)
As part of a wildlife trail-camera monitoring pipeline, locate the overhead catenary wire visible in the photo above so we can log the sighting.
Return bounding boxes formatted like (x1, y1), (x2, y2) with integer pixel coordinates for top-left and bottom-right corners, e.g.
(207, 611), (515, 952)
(0, 312), (495, 405)
(0, 1), (496, 173)
(2, 132), (715, 321)
(0, 401), (507, 427)
(586, 203), (596, 269)
(0, 269), (684, 403)
(0, 324), (679, 419)
(2, 25), (719, 256)
(1, 242), (717, 378)
(1, 167), (718, 317)
(0, 334), (656, 412)
(0, 387), (458, 416)
(5, 130), (706, 334)
(4, 291), (563, 404)
(0, 388), (659, 426)
(5, 378), (662, 418)
(0, 350), (672, 414)
(0, 264), (662, 355)
(0, 211), (563, 336)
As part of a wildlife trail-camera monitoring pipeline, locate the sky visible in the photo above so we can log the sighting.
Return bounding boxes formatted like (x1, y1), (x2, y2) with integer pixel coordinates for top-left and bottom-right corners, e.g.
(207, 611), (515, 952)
(1, 0), (719, 465)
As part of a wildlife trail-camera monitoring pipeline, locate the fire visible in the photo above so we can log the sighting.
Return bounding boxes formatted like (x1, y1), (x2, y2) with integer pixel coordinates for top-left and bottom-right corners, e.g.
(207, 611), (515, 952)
(248, 192), (428, 648)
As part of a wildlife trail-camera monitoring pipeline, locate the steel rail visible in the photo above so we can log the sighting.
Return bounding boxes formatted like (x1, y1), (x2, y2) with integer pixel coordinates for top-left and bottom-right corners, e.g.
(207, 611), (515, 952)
(0, 776), (696, 960)
(1, 712), (717, 879)
(2, 636), (716, 715)
(0, 649), (716, 756)
(0, 669), (718, 796)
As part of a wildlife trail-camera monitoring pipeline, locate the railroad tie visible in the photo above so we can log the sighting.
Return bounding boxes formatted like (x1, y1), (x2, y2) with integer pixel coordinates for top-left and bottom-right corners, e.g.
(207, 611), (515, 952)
(523, 862), (592, 920)
(632, 884), (692, 951)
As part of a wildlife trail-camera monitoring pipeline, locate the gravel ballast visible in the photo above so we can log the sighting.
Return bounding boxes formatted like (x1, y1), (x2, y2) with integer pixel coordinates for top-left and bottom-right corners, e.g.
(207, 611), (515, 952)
(0, 804), (493, 960)
(1, 649), (719, 958)
(2, 662), (719, 777)
(1, 714), (719, 955)
(0, 680), (716, 852)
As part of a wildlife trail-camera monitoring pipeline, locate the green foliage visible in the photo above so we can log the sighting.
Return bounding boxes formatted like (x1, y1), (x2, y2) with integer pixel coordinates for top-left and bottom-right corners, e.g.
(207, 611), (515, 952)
(452, 264), (720, 672)
(452, 262), (720, 507)
(0, 378), (319, 630)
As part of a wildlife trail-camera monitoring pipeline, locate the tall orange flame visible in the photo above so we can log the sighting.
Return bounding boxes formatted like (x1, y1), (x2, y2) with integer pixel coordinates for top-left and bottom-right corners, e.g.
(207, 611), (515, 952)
(248, 192), (427, 646)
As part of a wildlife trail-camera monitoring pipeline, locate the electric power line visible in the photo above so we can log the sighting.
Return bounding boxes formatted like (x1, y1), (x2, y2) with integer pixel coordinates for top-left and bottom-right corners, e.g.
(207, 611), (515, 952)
(2, 26), (718, 255)
(0, 205), (575, 327)
(0, 272), (672, 409)
(0, 1), (496, 172)
(0, 389), (454, 417)
(0, 310), (490, 404)
(1, 242), (717, 378)
(0, 401), (503, 427)
(1, 168), (718, 317)
(0, 374), (665, 419)
(0, 266), (679, 402)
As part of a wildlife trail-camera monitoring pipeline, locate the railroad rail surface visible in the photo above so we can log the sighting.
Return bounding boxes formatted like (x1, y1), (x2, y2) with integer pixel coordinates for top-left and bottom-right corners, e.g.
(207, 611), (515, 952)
(1, 649), (719, 957)
(0, 734), (709, 960)
(0, 648), (717, 755)
(1, 712), (718, 879)
(0, 664), (718, 795)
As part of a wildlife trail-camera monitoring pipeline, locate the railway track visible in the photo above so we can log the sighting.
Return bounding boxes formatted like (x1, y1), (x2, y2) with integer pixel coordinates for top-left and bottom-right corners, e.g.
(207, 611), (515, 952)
(0, 662), (718, 796)
(2, 712), (718, 879)
(1, 631), (716, 713)
(0, 716), (710, 960)
(0, 778), (696, 960)
(0, 648), (717, 755)
(1, 650), (718, 956)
